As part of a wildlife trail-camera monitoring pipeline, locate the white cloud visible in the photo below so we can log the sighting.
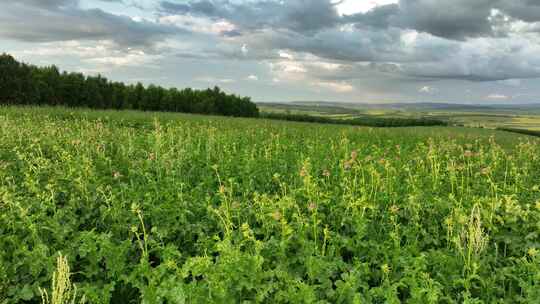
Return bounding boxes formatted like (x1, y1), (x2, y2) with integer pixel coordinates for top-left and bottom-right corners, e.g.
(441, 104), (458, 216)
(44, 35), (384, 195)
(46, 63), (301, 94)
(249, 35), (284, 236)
(419, 86), (437, 94)
(278, 50), (294, 60)
(196, 76), (235, 84)
(307, 59), (343, 71)
(20, 40), (114, 58)
(313, 81), (355, 93)
(497, 79), (522, 87)
(270, 61), (307, 75)
(87, 51), (160, 67)
(241, 44), (249, 55)
(246, 75), (259, 81)
(335, 0), (398, 16)
(159, 15), (236, 36)
(486, 94), (510, 100)
(17, 40), (162, 69)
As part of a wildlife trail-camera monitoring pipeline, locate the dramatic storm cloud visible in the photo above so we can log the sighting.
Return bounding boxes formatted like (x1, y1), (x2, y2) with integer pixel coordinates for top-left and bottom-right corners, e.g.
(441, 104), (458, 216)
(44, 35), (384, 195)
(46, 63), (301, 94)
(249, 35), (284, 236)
(2, 0), (540, 103)
(0, 0), (177, 47)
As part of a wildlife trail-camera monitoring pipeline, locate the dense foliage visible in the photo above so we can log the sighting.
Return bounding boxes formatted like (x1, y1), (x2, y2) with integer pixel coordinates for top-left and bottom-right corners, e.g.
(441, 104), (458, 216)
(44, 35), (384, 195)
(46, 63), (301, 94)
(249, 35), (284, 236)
(0, 54), (259, 117)
(1, 107), (539, 303)
(262, 112), (447, 127)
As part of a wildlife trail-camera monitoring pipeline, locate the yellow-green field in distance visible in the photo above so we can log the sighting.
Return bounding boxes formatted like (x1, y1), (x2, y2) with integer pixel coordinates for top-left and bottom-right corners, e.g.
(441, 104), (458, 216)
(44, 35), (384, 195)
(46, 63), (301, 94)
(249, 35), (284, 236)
(259, 102), (540, 131)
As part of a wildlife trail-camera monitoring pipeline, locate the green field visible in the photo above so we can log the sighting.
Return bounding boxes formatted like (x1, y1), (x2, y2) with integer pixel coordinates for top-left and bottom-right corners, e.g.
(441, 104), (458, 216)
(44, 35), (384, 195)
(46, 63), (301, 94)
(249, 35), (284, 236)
(258, 102), (540, 131)
(1, 106), (539, 303)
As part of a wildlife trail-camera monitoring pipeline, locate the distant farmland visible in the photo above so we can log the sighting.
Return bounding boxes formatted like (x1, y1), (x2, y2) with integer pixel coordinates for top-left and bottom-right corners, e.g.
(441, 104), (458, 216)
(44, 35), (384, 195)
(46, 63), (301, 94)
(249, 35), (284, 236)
(258, 102), (540, 130)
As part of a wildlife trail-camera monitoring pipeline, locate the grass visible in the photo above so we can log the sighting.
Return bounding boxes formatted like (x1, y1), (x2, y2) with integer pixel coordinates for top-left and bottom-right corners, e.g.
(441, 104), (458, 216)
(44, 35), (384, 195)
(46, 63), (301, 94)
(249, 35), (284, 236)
(39, 254), (86, 304)
(1, 106), (539, 303)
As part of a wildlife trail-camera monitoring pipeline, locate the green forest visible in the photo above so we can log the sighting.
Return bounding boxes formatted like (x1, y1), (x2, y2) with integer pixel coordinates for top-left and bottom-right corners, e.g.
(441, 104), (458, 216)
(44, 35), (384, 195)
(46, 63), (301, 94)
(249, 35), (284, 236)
(0, 54), (259, 117)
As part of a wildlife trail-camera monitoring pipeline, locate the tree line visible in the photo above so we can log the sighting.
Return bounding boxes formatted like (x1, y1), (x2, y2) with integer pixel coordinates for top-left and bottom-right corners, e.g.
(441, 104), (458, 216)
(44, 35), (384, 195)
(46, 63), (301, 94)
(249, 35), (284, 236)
(262, 112), (447, 127)
(0, 53), (259, 117)
(498, 127), (540, 138)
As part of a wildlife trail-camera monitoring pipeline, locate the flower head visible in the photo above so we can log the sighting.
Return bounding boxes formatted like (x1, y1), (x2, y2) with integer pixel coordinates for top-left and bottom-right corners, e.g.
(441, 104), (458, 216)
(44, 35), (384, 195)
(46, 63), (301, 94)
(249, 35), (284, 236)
(272, 211), (282, 221)
(351, 150), (358, 161)
(381, 264), (391, 274)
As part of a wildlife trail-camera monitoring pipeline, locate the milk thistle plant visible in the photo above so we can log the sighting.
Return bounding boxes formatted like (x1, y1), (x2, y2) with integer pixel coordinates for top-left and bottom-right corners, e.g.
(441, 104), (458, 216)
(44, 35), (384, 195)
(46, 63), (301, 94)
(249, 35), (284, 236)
(0, 106), (538, 303)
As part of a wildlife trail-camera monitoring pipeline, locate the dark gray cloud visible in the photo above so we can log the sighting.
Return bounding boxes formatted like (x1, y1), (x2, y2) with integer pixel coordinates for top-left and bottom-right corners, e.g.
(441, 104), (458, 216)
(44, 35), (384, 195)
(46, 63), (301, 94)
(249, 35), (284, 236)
(221, 29), (243, 37)
(17, 0), (78, 8)
(161, 0), (540, 40)
(157, 0), (540, 82)
(342, 0), (497, 40)
(266, 28), (411, 62)
(251, 28), (540, 82)
(345, 4), (400, 29)
(0, 0), (177, 47)
(160, 0), (500, 40)
(350, 0), (540, 40)
(160, 0), (341, 33)
(496, 0), (540, 23)
(403, 61), (540, 82)
(397, 0), (495, 40)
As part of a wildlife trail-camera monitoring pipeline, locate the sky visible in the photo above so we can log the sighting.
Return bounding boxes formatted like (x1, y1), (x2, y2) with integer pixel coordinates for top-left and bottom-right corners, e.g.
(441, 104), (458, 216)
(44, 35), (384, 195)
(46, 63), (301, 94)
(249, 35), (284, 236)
(2, 0), (540, 104)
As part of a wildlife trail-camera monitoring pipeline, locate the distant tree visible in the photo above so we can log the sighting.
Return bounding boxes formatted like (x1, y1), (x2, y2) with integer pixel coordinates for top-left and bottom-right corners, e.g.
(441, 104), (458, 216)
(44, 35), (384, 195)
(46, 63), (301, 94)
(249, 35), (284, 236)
(0, 53), (259, 117)
(0, 54), (22, 104)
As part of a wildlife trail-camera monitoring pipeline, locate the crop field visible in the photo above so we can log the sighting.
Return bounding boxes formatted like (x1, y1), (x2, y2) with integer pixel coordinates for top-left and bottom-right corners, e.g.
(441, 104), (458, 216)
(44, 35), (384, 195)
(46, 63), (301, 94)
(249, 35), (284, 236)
(1, 106), (540, 303)
(259, 103), (540, 131)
